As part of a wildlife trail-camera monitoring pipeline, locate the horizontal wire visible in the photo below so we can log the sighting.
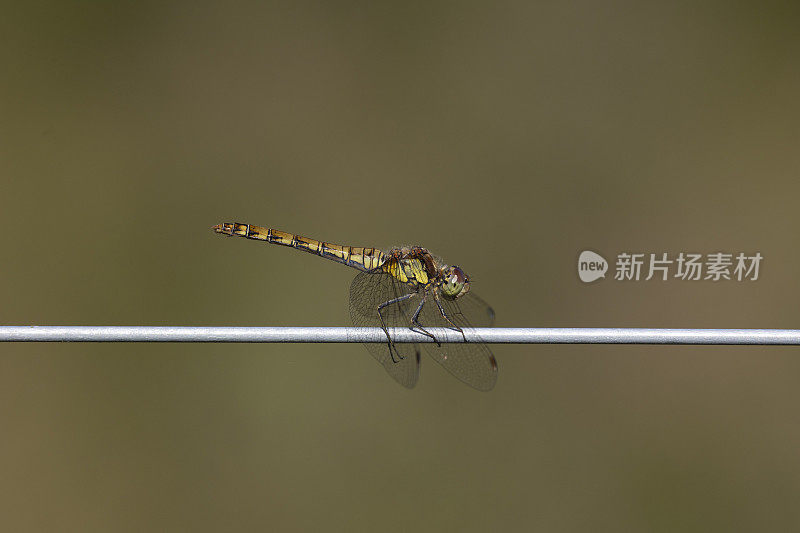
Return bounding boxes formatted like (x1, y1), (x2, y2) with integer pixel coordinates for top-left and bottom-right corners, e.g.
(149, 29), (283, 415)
(0, 326), (799, 344)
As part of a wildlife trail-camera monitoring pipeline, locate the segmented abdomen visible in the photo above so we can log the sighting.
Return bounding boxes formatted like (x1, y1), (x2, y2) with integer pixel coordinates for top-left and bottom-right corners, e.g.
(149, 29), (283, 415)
(213, 222), (385, 272)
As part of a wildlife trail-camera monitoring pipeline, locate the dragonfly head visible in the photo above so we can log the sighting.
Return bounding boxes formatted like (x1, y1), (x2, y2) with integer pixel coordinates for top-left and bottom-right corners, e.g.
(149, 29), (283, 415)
(441, 266), (470, 299)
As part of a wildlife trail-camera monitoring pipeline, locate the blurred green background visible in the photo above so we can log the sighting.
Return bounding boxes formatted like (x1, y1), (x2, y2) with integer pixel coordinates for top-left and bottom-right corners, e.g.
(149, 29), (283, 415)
(2, 1), (800, 531)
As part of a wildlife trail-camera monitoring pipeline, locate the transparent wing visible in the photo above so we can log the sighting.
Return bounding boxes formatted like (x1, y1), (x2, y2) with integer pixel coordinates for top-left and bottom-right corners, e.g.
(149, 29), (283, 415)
(349, 270), (420, 389)
(447, 292), (496, 328)
(417, 292), (498, 391)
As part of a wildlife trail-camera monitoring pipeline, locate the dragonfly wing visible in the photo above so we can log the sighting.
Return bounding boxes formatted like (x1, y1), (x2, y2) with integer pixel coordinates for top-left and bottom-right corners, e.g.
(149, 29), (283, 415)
(349, 270), (420, 388)
(447, 291), (496, 327)
(417, 292), (498, 391)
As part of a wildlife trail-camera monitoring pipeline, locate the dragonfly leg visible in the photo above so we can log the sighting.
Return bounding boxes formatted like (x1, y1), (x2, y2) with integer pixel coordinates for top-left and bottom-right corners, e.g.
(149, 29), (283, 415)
(377, 292), (417, 363)
(410, 294), (440, 347)
(434, 292), (467, 342)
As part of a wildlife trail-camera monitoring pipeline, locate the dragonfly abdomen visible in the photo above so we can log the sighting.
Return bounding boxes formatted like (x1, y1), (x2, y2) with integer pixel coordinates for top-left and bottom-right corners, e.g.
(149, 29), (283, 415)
(213, 222), (385, 271)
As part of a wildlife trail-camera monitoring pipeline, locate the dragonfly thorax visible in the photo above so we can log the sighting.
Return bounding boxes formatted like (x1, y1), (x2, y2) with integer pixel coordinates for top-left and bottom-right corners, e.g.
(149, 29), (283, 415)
(380, 247), (471, 299)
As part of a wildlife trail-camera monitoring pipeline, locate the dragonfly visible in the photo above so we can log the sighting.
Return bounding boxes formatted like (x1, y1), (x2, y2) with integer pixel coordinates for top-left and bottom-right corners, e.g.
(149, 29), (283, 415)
(213, 222), (498, 390)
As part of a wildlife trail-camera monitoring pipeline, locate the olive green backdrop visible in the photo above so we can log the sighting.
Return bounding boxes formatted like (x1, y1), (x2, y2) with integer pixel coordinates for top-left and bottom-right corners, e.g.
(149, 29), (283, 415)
(2, 2), (800, 531)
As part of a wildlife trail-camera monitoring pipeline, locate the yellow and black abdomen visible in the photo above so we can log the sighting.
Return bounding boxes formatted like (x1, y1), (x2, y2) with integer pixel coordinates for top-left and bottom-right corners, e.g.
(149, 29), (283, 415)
(213, 222), (385, 272)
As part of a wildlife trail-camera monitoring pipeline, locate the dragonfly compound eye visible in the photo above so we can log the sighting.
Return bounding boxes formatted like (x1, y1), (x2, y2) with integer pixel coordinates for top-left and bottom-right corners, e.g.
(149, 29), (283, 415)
(442, 266), (466, 298)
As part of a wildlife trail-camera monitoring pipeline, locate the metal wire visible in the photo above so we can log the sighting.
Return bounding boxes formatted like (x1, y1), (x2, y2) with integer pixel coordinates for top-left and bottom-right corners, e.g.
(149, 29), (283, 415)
(0, 326), (799, 344)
